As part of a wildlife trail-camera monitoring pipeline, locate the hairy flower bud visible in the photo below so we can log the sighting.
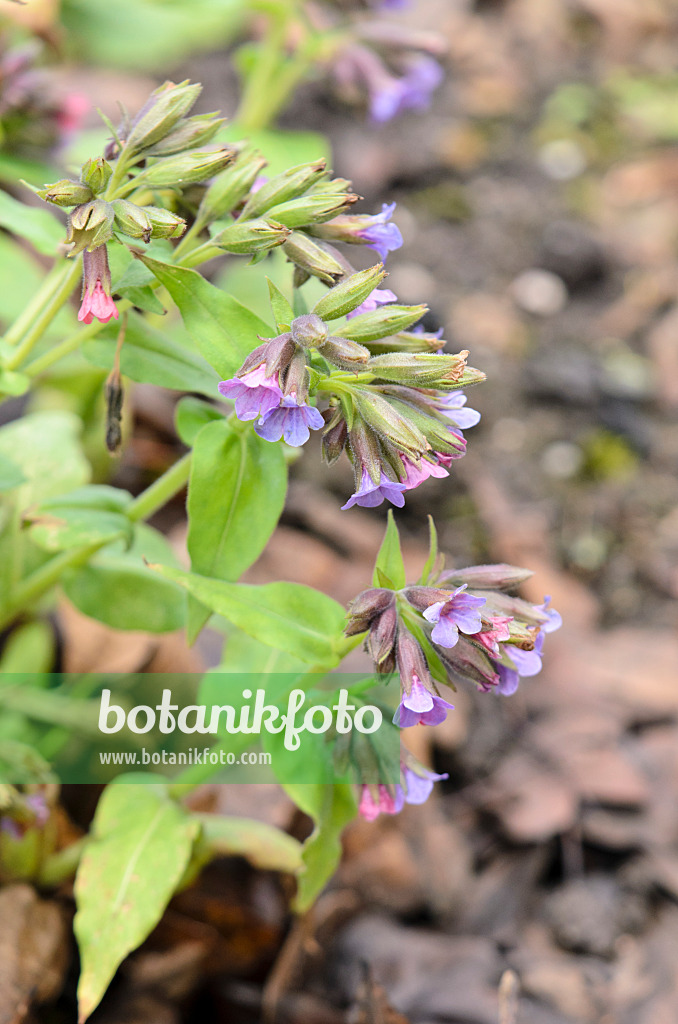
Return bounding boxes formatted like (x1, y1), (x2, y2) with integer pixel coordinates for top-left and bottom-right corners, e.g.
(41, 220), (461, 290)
(282, 233), (345, 284)
(440, 565), (534, 590)
(368, 602), (398, 665)
(145, 206), (186, 239)
(67, 199), (114, 254)
(317, 335), (371, 370)
(142, 112), (225, 156)
(80, 157), (112, 195)
(37, 178), (93, 207)
(212, 218), (290, 254)
(334, 305), (428, 343)
(239, 160), (328, 220)
(112, 199), (152, 240)
(263, 192), (359, 229)
(125, 80), (202, 155)
(290, 313), (328, 348)
(133, 147), (235, 189)
(312, 264), (387, 321)
(195, 152), (268, 228)
(346, 587), (395, 634)
(367, 351), (469, 386)
(322, 412), (348, 464)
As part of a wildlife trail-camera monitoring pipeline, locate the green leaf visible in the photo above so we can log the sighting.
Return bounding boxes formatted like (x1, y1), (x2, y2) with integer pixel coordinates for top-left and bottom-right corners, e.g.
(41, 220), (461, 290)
(284, 782), (357, 912)
(136, 253), (273, 378)
(149, 566), (345, 667)
(74, 780), (199, 1022)
(267, 277), (294, 331)
(418, 515), (439, 584)
(373, 510), (406, 590)
(174, 396), (223, 446)
(63, 524), (185, 634)
(0, 190), (64, 255)
(26, 486), (133, 552)
(195, 813), (302, 873)
(0, 452), (25, 492)
(83, 311), (218, 396)
(0, 411), (90, 508)
(120, 284), (167, 315)
(212, 628), (306, 675)
(186, 419), (287, 641)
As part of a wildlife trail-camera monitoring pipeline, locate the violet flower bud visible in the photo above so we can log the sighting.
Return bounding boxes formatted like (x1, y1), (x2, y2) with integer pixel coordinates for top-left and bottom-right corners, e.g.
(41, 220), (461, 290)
(290, 313), (328, 349)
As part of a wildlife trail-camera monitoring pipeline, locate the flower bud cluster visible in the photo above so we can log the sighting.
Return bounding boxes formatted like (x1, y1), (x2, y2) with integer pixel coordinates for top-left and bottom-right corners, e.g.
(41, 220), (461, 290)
(347, 566), (561, 729)
(345, 528), (562, 820)
(218, 261), (485, 507)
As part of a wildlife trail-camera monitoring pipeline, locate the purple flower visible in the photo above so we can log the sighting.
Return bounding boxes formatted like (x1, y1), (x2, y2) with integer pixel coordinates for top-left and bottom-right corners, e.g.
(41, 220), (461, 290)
(342, 468), (407, 510)
(347, 287), (398, 320)
(218, 364), (283, 421)
(359, 783), (405, 821)
(254, 394), (324, 447)
(356, 203), (403, 261)
(370, 57), (444, 123)
(394, 675), (455, 727)
(403, 765), (448, 804)
(423, 585), (486, 648)
(495, 596), (561, 694)
(400, 455), (449, 490)
(436, 391), (481, 431)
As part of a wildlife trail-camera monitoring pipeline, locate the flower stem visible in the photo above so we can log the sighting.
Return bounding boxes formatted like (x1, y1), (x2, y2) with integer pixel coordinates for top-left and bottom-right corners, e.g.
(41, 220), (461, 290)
(2, 260), (71, 348)
(4, 257), (83, 372)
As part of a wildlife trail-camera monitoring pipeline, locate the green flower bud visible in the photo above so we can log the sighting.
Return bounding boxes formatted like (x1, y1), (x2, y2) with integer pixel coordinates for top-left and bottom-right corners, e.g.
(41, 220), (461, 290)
(317, 335), (371, 370)
(145, 206), (186, 239)
(281, 232), (345, 285)
(142, 113), (226, 156)
(366, 352), (470, 387)
(125, 80), (202, 155)
(112, 199), (152, 241)
(312, 265), (387, 321)
(239, 160), (328, 220)
(67, 200), (115, 255)
(37, 179), (93, 207)
(133, 148), (235, 189)
(264, 192), (359, 230)
(290, 313), (328, 348)
(439, 565), (534, 590)
(80, 157), (112, 195)
(211, 218), (290, 254)
(354, 389), (428, 458)
(365, 329), (448, 355)
(333, 304), (428, 343)
(195, 152), (267, 229)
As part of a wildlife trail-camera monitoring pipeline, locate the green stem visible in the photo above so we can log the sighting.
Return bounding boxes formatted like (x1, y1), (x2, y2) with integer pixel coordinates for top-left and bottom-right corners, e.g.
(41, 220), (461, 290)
(2, 260), (70, 348)
(38, 837), (87, 887)
(23, 318), (109, 378)
(126, 452), (192, 522)
(236, 11), (290, 132)
(0, 541), (105, 633)
(4, 257), (83, 371)
(0, 454), (192, 632)
(171, 220), (205, 262)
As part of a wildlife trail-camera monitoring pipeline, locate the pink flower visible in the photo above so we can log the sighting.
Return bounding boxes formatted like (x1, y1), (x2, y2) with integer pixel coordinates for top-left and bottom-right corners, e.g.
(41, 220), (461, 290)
(359, 783), (404, 821)
(400, 455), (449, 490)
(78, 245), (119, 325)
(472, 615), (513, 657)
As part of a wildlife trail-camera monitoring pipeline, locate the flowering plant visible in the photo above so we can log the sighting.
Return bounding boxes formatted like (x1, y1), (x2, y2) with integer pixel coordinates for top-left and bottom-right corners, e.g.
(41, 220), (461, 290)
(0, 48), (557, 1024)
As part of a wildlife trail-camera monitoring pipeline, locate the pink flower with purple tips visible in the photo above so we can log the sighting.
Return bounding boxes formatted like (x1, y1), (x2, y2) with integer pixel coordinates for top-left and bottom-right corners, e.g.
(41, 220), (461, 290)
(359, 783), (405, 821)
(218, 365), (283, 421)
(422, 584), (486, 648)
(400, 455), (449, 490)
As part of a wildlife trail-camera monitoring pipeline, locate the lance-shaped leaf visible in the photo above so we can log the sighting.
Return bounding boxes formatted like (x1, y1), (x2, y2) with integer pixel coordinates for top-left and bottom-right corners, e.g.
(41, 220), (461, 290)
(74, 779), (199, 1022)
(373, 509), (406, 590)
(135, 253), (273, 378)
(148, 565), (346, 668)
(284, 782), (357, 912)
